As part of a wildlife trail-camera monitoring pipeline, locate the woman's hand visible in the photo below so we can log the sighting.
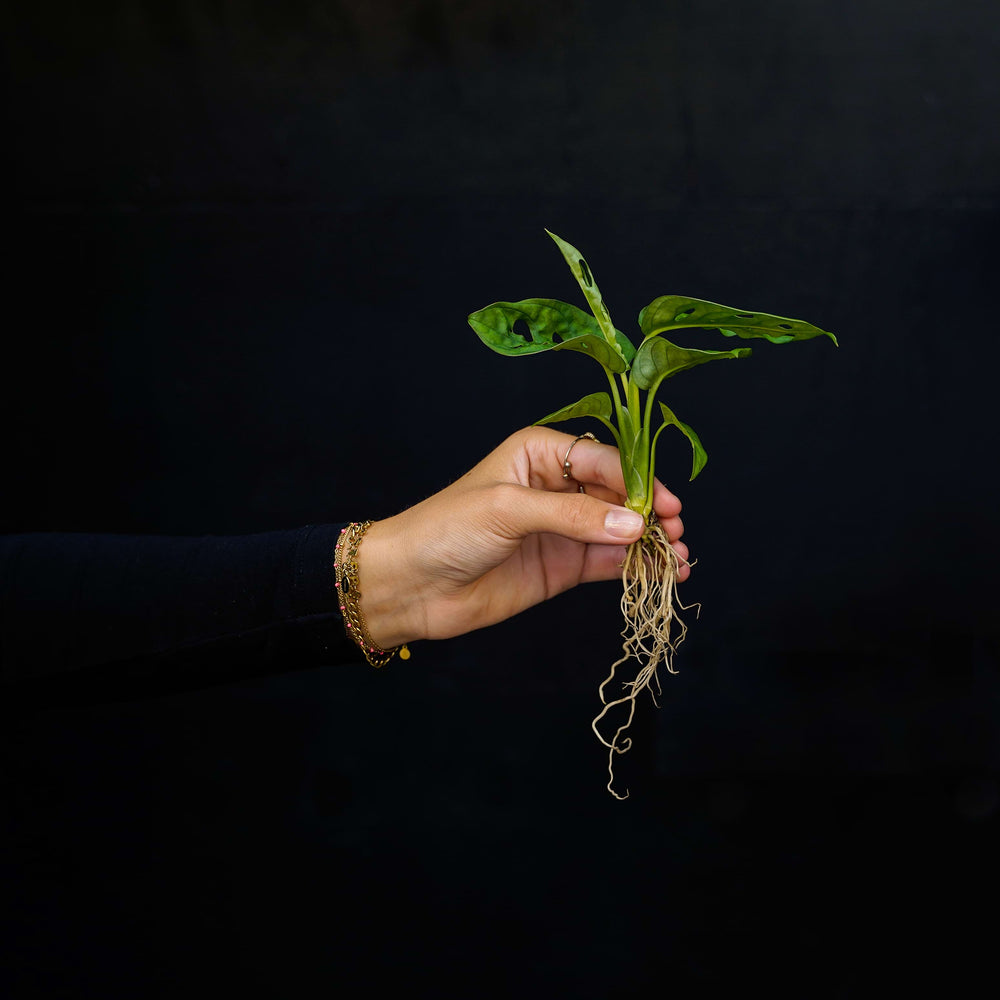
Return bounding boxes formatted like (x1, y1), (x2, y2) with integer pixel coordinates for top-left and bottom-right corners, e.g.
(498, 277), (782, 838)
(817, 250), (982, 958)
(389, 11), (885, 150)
(355, 427), (690, 648)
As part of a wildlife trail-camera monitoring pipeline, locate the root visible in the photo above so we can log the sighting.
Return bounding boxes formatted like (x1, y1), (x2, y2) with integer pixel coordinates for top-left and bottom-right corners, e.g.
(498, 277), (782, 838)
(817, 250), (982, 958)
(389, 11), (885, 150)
(591, 516), (698, 799)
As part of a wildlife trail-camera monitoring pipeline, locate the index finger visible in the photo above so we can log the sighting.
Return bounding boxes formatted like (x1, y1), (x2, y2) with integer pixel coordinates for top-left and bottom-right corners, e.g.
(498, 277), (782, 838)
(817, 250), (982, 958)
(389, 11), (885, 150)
(524, 428), (629, 496)
(527, 429), (684, 516)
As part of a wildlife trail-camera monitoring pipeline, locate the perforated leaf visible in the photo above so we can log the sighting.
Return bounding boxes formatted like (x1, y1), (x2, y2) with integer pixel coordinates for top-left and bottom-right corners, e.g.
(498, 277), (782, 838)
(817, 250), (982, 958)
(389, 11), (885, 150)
(545, 230), (619, 347)
(639, 295), (838, 346)
(468, 298), (634, 373)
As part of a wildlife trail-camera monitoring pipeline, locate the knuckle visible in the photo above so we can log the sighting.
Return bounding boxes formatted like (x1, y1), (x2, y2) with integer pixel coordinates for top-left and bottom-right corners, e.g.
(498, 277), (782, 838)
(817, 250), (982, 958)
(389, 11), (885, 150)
(484, 481), (525, 527)
(507, 425), (542, 449)
(491, 480), (523, 506)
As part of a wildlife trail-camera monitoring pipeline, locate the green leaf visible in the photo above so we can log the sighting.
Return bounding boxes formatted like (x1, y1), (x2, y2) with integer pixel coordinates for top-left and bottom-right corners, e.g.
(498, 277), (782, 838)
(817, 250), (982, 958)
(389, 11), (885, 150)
(545, 230), (620, 348)
(657, 402), (708, 481)
(468, 298), (634, 373)
(535, 392), (613, 427)
(639, 295), (838, 346)
(630, 336), (752, 391)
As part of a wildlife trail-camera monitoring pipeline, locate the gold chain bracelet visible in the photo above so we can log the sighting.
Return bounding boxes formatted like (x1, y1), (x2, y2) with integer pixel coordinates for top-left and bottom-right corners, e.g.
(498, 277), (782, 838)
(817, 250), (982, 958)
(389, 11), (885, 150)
(334, 521), (410, 667)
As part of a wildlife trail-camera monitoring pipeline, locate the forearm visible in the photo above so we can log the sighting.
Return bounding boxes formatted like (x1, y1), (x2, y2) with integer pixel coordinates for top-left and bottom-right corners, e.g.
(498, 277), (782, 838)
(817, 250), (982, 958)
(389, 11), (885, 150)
(0, 525), (359, 704)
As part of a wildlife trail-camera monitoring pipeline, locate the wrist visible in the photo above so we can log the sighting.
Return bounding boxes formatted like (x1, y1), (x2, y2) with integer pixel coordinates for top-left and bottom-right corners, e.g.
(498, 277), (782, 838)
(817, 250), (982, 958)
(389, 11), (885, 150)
(350, 516), (425, 649)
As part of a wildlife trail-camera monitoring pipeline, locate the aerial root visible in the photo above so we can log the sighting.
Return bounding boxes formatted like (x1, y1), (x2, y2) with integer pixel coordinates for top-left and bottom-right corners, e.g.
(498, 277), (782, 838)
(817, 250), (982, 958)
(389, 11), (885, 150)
(591, 517), (698, 799)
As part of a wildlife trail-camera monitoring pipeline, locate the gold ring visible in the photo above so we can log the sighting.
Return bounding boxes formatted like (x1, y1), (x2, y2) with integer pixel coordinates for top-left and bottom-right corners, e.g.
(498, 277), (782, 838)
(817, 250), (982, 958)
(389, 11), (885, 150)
(562, 432), (598, 491)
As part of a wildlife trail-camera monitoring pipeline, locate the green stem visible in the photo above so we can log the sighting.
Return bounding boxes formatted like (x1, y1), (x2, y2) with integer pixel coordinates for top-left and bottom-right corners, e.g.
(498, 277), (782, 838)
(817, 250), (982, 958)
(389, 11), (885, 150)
(636, 390), (652, 519)
(605, 368), (626, 432)
(647, 418), (668, 516)
(642, 376), (661, 447)
(627, 375), (641, 421)
(638, 377), (667, 521)
(604, 369), (647, 513)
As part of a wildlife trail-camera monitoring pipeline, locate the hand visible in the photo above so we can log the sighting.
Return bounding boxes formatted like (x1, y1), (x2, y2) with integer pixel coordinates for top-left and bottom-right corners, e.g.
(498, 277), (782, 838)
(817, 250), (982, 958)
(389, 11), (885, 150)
(355, 427), (690, 647)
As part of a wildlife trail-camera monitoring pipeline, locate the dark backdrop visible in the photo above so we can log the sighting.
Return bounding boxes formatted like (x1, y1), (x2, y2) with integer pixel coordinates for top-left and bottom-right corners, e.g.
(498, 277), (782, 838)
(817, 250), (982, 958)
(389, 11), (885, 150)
(4, 2), (999, 996)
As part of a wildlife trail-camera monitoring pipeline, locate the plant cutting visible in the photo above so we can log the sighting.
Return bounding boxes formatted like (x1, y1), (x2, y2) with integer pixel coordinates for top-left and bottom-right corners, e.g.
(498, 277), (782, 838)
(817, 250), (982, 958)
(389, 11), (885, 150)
(469, 231), (837, 797)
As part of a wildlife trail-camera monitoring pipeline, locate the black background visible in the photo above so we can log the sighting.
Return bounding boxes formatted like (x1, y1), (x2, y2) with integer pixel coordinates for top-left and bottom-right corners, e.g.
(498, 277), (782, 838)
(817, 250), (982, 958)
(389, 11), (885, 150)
(4, 2), (999, 996)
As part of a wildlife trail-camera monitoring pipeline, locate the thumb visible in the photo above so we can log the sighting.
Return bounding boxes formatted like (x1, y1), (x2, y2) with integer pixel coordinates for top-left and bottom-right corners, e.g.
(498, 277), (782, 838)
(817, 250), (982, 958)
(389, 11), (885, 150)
(489, 483), (646, 544)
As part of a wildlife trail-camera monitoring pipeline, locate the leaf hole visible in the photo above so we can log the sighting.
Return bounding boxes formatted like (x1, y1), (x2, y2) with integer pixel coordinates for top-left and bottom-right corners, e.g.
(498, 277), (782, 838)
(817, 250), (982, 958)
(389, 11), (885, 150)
(735, 313), (755, 319)
(674, 308), (696, 321)
(579, 258), (594, 287)
(777, 323), (793, 330)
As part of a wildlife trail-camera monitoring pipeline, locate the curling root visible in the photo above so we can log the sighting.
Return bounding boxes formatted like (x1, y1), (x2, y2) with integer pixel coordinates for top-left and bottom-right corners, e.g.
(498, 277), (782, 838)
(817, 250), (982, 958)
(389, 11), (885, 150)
(591, 516), (697, 799)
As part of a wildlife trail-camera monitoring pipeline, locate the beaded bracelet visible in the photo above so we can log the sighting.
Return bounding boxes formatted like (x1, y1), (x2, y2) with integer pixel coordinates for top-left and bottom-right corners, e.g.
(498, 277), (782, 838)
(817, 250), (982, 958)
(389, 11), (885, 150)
(334, 521), (410, 667)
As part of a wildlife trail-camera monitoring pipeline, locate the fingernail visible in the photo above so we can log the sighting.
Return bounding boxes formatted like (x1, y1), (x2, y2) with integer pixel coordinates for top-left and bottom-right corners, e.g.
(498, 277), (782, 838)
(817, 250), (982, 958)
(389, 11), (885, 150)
(604, 509), (644, 538)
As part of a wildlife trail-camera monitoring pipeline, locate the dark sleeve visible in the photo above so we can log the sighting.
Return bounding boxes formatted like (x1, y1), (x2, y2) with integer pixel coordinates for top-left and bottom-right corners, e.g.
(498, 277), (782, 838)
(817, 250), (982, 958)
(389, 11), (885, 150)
(0, 525), (361, 708)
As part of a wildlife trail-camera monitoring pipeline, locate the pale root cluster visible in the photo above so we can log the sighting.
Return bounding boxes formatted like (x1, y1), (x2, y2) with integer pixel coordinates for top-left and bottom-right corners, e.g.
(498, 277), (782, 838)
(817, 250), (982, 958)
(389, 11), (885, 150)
(591, 517), (696, 799)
